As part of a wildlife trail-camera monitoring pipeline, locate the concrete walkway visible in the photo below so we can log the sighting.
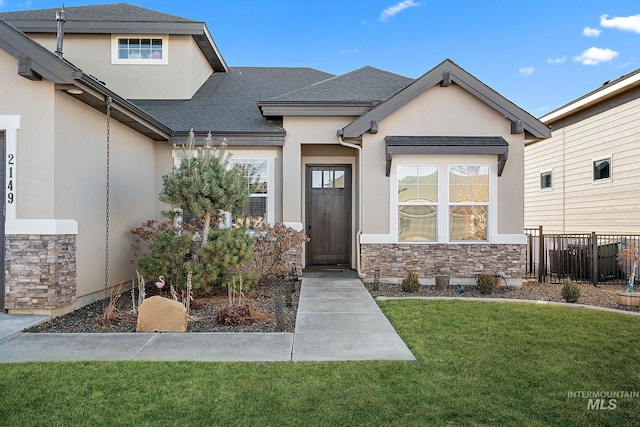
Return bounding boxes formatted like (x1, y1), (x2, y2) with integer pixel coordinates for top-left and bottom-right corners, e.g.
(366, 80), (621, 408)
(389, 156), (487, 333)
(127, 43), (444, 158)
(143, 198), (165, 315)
(0, 272), (415, 363)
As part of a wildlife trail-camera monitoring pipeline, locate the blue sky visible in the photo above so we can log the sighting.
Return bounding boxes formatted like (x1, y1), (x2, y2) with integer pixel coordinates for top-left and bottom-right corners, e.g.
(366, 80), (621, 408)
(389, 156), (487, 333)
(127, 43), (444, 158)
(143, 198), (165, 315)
(2, 0), (639, 116)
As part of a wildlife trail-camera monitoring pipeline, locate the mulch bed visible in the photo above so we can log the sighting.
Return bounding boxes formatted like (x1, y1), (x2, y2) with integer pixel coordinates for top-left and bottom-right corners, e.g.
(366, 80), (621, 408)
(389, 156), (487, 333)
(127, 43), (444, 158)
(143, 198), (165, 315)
(27, 277), (300, 333)
(365, 280), (640, 312)
(26, 277), (638, 334)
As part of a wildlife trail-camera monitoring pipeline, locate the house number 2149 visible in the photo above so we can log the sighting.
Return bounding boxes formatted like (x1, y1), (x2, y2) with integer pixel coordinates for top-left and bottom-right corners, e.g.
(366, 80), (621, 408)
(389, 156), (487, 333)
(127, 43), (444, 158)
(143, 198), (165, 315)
(7, 153), (14, 204)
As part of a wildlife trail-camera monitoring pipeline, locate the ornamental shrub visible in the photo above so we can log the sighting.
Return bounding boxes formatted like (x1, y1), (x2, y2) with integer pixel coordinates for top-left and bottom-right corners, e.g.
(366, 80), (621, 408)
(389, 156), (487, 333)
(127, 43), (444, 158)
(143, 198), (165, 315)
(248, 223), (309, 278)
(401, 270), (421, 293)
(561, 279), (580, 303)
(159, 131), (248, 248)
(476, 274), (497, 295)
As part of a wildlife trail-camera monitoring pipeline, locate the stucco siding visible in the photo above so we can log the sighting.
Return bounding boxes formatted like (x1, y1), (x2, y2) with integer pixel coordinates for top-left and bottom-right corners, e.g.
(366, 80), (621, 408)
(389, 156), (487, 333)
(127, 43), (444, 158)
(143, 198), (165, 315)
(281, 116), (355, 227)
(0, 49), (56, 218)
(29, 33), (212, 99)
(54, 92), (160, 298)
(364, 83), (526, 237)
(525, 90), (640, 233)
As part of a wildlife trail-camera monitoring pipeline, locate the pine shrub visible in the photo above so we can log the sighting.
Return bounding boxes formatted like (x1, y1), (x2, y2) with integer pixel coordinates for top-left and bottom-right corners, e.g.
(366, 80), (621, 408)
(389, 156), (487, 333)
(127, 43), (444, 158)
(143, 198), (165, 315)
(561, 279), (580, 303)
(401, 271), (421, 293)
(476, 274), (497, 295)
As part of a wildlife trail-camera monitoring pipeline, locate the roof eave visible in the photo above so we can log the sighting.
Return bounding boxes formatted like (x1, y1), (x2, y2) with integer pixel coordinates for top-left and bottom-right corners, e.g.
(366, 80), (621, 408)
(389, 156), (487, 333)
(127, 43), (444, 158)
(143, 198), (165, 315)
(170, 130), (286, 146)
(0, 19), (79, 83)
(1, 19), (172, 140)
(541, 70), (640, 124)
(258, 101), (375, 117)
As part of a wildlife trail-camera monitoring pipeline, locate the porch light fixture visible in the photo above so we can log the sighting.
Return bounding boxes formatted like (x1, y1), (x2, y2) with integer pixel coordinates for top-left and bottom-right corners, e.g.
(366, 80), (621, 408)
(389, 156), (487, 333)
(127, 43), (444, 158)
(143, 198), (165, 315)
(66, 88), (84, 95)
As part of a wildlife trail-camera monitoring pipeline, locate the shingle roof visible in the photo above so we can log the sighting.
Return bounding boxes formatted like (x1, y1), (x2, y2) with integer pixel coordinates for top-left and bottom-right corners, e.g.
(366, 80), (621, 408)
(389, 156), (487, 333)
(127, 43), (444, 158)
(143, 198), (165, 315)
(267, 66), (412, 102)
(132, 67), (334, 137)
(0, 3), (195, 23)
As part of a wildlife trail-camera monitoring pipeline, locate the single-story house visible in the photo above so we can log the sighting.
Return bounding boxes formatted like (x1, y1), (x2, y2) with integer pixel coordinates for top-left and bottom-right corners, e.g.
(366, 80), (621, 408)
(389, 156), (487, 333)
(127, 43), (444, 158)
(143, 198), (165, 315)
(0, 3), (549, 315)
(525, 67), (640, 234)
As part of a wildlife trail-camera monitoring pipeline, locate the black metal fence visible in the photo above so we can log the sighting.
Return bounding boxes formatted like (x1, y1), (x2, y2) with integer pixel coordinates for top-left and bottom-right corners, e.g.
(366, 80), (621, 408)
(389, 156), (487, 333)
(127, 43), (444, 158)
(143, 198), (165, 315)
(525, 227), (640, 285)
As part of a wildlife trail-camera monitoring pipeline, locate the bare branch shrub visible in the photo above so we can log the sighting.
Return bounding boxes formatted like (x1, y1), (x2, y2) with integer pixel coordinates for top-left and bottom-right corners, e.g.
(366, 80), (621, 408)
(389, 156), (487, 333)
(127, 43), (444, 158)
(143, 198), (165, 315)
(248, 223), (309, 278)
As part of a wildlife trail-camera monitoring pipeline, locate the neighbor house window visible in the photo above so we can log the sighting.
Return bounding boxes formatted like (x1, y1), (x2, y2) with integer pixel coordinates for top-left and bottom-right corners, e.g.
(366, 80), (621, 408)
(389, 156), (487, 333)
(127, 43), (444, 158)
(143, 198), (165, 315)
(448, 166), (488, 241)
(229, 159), (269, 229)
(540, 171), (552, 190)
(111, 35), (168, 64)
(593, 157), (611, 181)
(397, 165), (438, 241)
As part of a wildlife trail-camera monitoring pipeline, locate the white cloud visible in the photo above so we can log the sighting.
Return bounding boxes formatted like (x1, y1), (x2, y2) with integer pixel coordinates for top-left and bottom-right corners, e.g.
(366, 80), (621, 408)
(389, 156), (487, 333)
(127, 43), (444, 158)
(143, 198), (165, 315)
(519, 67), (535, 76)
(600, 14), (640, 34)
(339, 49), (359, 55)
(573, 47), (619, 65)
(380, 0), (422, 21)
(583, 27), (601, 37)
(547, 57), (567, 64)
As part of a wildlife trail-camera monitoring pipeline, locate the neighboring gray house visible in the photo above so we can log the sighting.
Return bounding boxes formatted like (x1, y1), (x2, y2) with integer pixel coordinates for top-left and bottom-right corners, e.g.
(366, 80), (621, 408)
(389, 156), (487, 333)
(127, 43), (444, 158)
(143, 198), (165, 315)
(0, 3), (549, 315)
(525, 68), (640, 234)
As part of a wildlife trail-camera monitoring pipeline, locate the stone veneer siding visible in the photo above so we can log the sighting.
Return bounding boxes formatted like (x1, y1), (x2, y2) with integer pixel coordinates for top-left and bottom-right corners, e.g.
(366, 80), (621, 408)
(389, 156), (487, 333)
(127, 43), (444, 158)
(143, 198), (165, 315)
(5, 234), (76, 310)
(360, 243), (525, 279)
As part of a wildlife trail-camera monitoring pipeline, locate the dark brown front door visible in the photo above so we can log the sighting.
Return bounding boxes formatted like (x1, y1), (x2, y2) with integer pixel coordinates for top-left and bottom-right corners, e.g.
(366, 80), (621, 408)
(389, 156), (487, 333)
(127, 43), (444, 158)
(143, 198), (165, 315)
(305, 165), (351, 266)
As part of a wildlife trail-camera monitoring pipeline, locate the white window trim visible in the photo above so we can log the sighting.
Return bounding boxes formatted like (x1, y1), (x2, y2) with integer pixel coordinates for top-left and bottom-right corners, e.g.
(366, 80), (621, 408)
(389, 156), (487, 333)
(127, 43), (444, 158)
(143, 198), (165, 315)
(170, 148), (276, 227)
(111, 34), (169, 65)
(228, 157), (273, 228)
(540, 170), (553, 191)
(592, 155), (612, 183)
(390, 154), (497, 244)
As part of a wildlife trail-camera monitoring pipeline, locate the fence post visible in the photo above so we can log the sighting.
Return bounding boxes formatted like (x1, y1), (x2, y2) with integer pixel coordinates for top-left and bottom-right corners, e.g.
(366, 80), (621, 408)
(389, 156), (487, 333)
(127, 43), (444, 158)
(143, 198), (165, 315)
(538, 226), (544, 283)
(591, 232), (598, 286)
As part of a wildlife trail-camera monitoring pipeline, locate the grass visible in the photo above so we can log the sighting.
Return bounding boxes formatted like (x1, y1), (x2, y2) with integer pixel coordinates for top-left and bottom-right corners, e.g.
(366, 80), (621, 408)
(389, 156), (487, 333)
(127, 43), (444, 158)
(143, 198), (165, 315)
(1, 300), (639, 426)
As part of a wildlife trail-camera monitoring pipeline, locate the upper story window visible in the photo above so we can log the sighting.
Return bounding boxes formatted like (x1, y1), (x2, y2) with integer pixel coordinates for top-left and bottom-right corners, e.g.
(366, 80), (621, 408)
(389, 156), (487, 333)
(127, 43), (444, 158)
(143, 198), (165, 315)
(540, 171), (552, 190)
(593, 157), (611, 182)
(111, 35), (168, 65)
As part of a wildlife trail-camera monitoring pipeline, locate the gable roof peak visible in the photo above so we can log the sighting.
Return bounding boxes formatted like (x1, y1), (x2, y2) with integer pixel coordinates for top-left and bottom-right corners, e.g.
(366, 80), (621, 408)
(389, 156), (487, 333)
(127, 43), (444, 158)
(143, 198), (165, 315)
(341, 58), (550, 139)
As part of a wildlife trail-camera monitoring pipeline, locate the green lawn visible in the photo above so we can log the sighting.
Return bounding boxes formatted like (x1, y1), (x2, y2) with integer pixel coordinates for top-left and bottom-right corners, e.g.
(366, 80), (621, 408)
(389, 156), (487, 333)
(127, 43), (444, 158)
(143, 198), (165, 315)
(1, 300), (639, 426)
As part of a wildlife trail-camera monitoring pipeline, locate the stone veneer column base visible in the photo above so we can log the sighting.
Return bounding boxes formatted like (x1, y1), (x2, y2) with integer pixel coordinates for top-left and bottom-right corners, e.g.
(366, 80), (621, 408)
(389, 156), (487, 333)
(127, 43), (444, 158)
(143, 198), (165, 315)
(360, 243), (525, 284)
(4, 234), (76, 313)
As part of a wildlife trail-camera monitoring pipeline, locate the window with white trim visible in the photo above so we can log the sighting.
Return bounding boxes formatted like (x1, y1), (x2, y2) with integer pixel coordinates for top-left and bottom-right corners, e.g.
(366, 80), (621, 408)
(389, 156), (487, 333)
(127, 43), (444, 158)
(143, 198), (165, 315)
(111, 35), (168, 64)
(396, 161), (491, 243)
(593, 157), (611, 182)
(448, 166), (488, 241)
(229, 159), (269, 229)
(397, 165), (438, 241)
(540, 171), (552, 190)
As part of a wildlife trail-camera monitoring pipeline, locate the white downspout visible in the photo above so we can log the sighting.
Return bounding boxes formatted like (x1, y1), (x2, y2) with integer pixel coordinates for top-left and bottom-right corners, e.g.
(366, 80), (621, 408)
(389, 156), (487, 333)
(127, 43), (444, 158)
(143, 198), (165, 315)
(338, 135), (365, 278)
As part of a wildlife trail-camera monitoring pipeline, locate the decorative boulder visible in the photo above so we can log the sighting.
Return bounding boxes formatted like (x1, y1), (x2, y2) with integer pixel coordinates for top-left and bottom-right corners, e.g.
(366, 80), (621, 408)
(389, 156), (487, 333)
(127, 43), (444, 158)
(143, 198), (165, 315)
(136, 296), (188, 332)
